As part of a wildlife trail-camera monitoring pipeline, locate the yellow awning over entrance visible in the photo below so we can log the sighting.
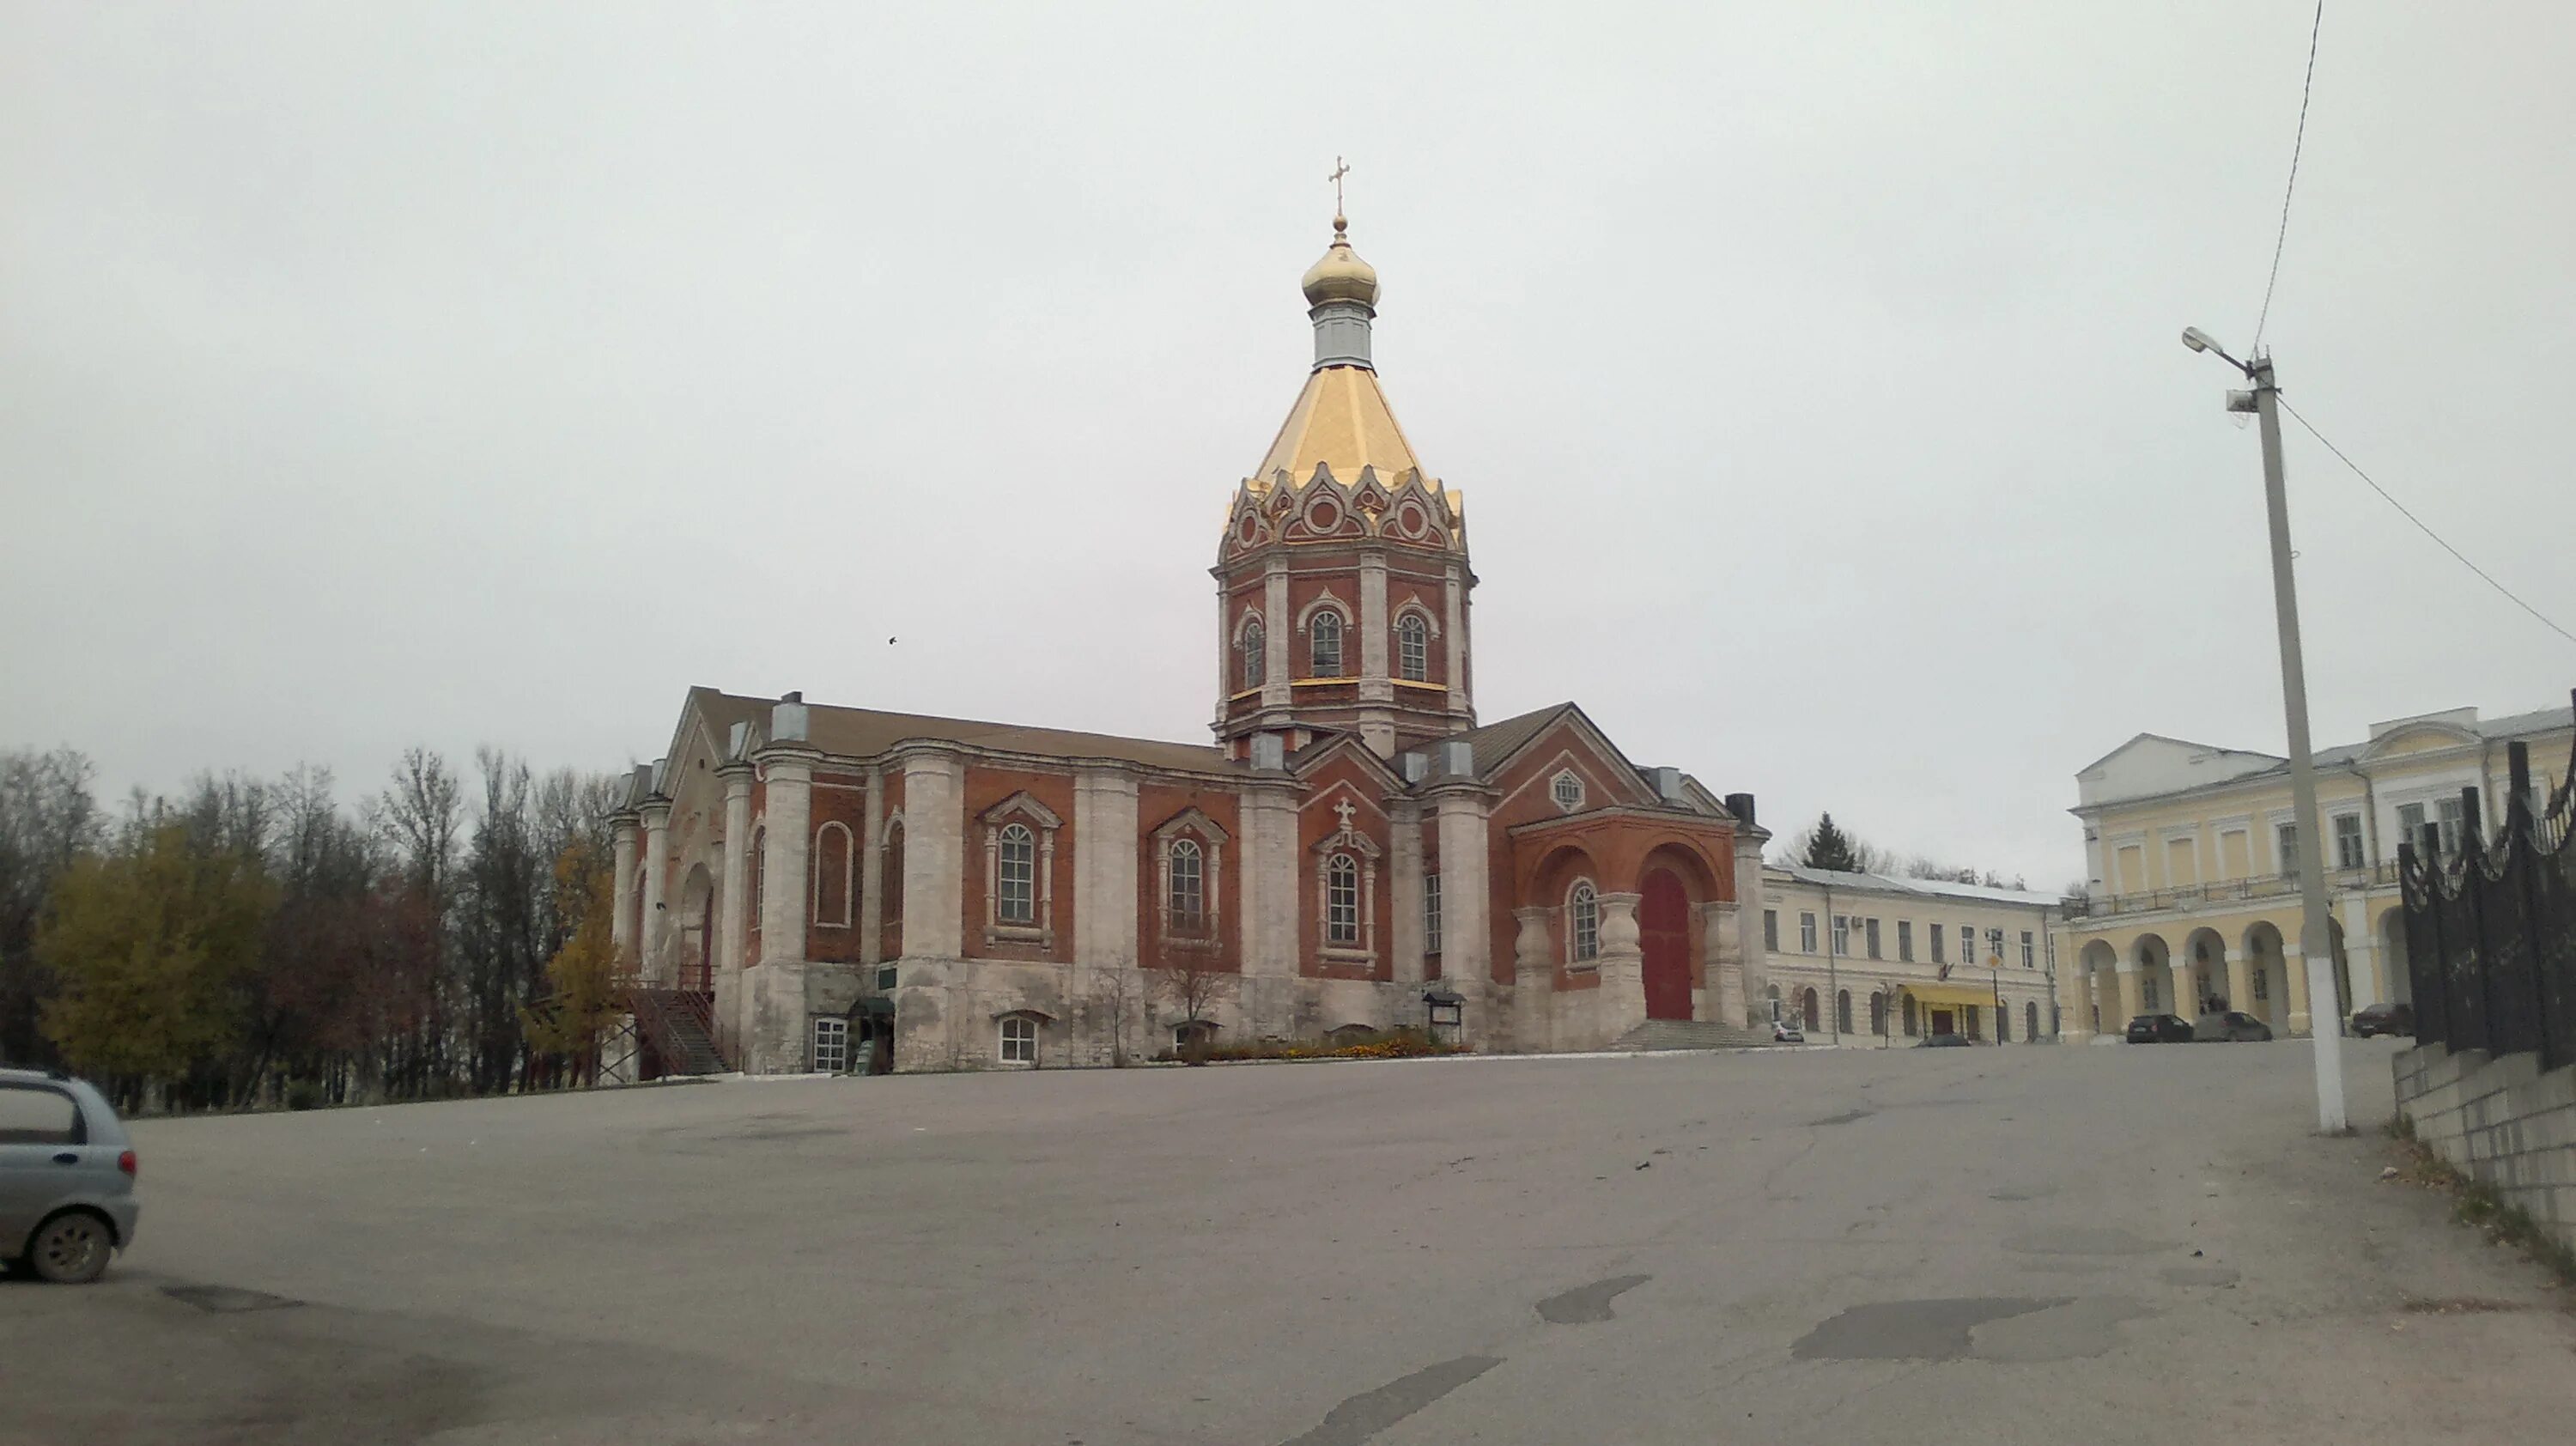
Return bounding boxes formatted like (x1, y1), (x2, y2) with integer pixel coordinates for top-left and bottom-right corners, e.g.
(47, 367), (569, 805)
(1901, 984), (1998, 1011)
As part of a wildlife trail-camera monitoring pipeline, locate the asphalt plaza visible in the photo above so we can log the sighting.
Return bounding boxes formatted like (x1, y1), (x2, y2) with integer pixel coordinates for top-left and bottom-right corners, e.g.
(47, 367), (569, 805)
(7, 1036), (2574, 1445)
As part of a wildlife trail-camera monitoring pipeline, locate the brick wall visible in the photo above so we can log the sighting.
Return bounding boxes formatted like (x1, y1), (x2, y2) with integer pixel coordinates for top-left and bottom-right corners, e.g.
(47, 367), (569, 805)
(2393, 1044), (2576, 1252)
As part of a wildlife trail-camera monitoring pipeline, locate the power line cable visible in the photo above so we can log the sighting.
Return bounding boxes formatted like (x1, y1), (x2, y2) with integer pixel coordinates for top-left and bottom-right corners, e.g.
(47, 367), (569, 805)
(2252, 1), (2324, 351)
(2278, 396), (2576, 648)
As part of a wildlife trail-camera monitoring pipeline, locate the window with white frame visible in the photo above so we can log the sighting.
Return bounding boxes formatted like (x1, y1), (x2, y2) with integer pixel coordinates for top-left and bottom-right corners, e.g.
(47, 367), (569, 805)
(1241, 618), (1266, 690)
(1425, 872), (1443, 954)
(2397, 801), (2428, 854)
(1865, 917), (1882, 960)
(1799, 911), (1817, 953)
(1309, 610), (1344, 677)
(1898, 920), (1914, 962)
(1959, 925), (1974, 966)
(999, 1014), (1036, 1065)
(2437, 796), (2464, 854)
(1326, 853), (1361, 945)
(811, 1017), (848, 1073)
(1930, 922), (1945, 963)
(2275, 821), (2300, 878)
(2333, 812), (2365, 871)
(1168, 838), (1206, 933)
(1831, 914), (1850, 957)
(1763, 908), (1779, 952)
(1986, 927), (2005, 966)
(1396, 613), (1429, 682)
(998, 823), (1037, 924)
(2020, 930), (2035, 968)
(1569, 881), (1600, 963)
(1551, 770), (1585, 811)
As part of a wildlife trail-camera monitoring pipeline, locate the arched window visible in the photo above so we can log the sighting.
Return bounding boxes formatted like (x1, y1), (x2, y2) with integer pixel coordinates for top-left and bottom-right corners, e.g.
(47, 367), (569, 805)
(1241, 618), (1266, 690)
(1869, 992), (1888, 1036)
(1396, 613), (1429, 682)
(1568, 881), (1600, 963)
(1325, 852), (1360, 945)
(813, 821), (854, 927)
(1836, 989), (1854, 1035)
(997, 823), (1036, 925)
(1902, 993), (1918, 1037)
(1996, 1002), (2011, 1042)
(2026, 1000), (2040, 1041)
(1309, 610), (1343, 677)
(750, 827), (766, 931)
(999, 1014), (1036, 1066)
(1169, 838), (1205, 933)
(1801, 987), (1820, 1031)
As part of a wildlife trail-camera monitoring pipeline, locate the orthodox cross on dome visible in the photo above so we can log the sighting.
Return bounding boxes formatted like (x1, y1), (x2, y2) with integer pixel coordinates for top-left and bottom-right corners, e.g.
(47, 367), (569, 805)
(1327, 155), (1351, 230)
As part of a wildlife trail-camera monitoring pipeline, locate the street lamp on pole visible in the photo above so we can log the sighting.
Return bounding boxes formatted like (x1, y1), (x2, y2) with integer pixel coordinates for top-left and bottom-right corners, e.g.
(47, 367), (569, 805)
(2181, 326), (2349, 1133)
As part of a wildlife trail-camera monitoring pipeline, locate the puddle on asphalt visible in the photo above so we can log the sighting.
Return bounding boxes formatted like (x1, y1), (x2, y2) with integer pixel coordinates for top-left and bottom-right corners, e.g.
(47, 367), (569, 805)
(162, 1284), (302, 1314)
(1793, 1296), (2153, 1362)
(1279, 1354), (1503, 1446)
(1534, 1274), (1650, 1324)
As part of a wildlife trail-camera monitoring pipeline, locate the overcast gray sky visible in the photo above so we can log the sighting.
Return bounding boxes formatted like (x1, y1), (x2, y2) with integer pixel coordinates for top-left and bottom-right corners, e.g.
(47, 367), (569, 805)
(6, 3), (2573, 886)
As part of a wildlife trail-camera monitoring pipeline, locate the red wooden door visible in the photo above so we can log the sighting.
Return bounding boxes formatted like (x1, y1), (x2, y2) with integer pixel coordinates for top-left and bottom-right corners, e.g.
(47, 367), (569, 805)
(1640, 869), (1692, 1021)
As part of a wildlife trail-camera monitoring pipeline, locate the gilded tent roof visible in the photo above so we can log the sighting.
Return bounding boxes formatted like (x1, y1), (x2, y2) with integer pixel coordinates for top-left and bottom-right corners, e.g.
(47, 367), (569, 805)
(1251, 364), (1425, 488)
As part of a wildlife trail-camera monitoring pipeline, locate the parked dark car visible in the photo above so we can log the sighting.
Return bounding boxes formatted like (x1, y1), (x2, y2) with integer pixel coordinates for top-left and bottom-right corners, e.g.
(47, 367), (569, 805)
(1915, 1032), (1971, 1048)
(2193, 1010), (2274, 1042)
(2351, 1001), (2415, 1038)
(2126, 1013), (2195, 1043)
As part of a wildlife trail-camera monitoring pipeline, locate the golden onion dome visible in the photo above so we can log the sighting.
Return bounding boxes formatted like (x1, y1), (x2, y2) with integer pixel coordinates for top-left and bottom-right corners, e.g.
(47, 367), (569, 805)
(1299, 216), (1379, 309)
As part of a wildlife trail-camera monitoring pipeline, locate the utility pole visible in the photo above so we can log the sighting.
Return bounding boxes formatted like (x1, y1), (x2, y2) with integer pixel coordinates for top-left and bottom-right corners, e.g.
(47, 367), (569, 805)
(2186, 327), (2348, 1131)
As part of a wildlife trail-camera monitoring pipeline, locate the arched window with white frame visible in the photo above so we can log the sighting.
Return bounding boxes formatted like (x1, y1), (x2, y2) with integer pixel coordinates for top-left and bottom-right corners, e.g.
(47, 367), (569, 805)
(1326, 852), (1360, 945)
(1240, 617), (1266, 690)
(1395, 612), (1430, 683)
(999, 1013), (1036, 1066)
(1169, 837), (1206, 933)
(997, 823), (1036, 925)
(1568, 880), (1600, 963)
(1309, 610), (1343, 677)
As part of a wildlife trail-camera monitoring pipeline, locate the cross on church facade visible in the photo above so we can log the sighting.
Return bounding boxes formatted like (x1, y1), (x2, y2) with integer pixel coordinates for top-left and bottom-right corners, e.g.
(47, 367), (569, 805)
(1333, 798), (1358, 834)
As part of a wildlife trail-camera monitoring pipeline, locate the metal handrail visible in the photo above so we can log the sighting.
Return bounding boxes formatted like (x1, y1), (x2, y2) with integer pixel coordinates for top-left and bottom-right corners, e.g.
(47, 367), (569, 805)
(2064, 860), (2403, 920)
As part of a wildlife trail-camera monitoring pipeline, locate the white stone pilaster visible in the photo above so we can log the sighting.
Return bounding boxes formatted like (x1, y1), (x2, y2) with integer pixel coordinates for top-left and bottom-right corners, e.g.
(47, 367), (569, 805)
(858, 769), (884, 966)
(1595, 892), (1647, 1047)
(1702, 900), (1743, 1026)
(1513, 905), (1553, 1050)
(1240, 785), (1299, 975)
(1076, 770), (1139, 967)
(1262, 559), (1291, 708)
(717, 768), (752, 973)
(1433, 790), (1492, 985)
(901, 754), (965, 958)
(757, 755), (814, 965)
(1443, 562), (1469, 720)
(1388, 800), (1424, 985)
(1732, 834), (1767, 1027)
(1358, 549), (1390, 702)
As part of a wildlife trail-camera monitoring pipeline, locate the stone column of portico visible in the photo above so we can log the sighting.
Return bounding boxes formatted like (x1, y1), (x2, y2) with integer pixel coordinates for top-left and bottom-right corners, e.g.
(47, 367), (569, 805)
(1594, 892), (1647, 1049)
(1732, 833), (1769, 1028)
(1702, 901), (1744, 1026)
(1388, 800), (1425, 989)
(2225, 947), (2255, 1020)
(639, 797), (673, 986)
(610, 817), (640, 957)
(1512, 907), (1553, 1052)
(2282, 945), (2314, 1036)
(2170, 959), (2198, 1017)
(2054, 962), (2092, 1044)
(2115, 959), (2144, 1024)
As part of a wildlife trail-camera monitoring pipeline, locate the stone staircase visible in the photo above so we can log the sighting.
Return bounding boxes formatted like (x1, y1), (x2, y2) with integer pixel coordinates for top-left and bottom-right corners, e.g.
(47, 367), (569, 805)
(1612, 1018), (1777, 1053)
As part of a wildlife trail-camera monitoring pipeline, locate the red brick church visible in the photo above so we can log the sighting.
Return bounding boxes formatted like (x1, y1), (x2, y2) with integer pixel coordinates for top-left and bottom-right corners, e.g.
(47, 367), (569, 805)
(609, 211), (1772, 1072)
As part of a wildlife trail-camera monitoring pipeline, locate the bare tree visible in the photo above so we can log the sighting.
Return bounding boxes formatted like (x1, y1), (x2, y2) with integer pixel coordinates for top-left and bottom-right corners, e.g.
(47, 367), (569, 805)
(0, 749), (100, 1066)
(1153, 958), (1236, 1061)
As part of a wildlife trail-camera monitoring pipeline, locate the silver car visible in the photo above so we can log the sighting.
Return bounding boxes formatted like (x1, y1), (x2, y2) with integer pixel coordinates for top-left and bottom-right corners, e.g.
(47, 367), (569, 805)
(0, 1067), (140, 1283)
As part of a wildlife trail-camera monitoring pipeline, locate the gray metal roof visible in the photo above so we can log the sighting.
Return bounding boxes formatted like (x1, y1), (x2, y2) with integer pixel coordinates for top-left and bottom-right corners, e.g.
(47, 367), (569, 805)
(1769, 862), (2060, 908)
